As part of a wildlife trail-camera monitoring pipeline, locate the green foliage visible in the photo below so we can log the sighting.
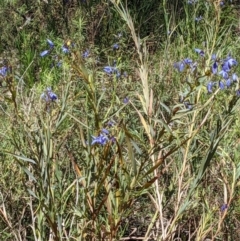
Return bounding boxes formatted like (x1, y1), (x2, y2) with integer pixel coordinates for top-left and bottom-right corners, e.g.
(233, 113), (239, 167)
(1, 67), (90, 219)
(1, 0), (240, 240)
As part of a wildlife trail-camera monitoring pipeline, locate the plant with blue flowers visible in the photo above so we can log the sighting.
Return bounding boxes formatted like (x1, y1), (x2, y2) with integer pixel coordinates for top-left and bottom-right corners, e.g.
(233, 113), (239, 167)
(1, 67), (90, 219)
(1, 0), (240, 241)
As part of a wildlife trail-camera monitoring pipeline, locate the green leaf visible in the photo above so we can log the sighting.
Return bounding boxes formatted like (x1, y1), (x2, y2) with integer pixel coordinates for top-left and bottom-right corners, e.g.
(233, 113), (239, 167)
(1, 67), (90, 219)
(27, 188), (38, 199)
(22, 166), (37, 182)
(5, 152), (36, 164)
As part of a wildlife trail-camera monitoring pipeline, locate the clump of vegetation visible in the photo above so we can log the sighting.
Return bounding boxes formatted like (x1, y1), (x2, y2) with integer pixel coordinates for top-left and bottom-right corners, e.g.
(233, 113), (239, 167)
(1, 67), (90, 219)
(0, 0), (240, 240)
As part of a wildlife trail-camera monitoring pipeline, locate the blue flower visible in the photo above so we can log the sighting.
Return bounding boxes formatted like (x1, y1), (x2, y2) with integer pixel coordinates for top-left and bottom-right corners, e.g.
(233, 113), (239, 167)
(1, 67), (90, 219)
(195, 48), (204, 57)
(123, 97), (129, 104)
(48, 91), (58, 101)
(174, 61), (185, 72)
(226, 78), (232, 88)
(211, 54), (217, 61)
(219, 70), (228, 79)
(82, 50), (89, 58)
(40, 50), (49, 57)
(104, 66), (114, 74)
(62, 46), (70, 54)
(184, 101), (193, 110)
(222, 62), (230, 72)
(183, 58), (193, 64)
(101, 128), (109, 135)
(91, 133), (108, 145)
(226, 57), (237, 67)
(232, 73), (238, 82)
(236, 89), (240, 96)
(0, 66), (8, 77)
(107, 121), (115, 127)
(207, 82), (214, 93)
(219, 81), (225, 90)
(220, 204), (228, 212)
(103, 66), (120, 76)
(47, 39), (54, 48)
(113, 43), (119, 50)
(41, 87), (58, 102)
(222, 56), (238, 71)
(212, 62), (218, 74)
(174, 58), (193, 72)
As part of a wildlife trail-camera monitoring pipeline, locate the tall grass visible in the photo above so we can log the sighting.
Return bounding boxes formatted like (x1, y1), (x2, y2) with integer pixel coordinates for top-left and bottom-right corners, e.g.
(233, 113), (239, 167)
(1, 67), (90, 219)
(0, 0), (240, 240)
